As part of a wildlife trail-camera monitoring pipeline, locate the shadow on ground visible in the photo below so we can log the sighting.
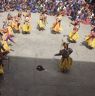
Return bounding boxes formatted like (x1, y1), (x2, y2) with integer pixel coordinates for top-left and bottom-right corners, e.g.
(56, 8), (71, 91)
(0, 56), (95, 96)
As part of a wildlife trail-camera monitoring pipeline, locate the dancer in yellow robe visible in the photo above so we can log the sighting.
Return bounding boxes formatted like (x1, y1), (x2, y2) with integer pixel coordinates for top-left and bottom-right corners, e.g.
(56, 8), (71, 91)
(22, 21), (31, 34)
(1, 40), (10, 52)
(52, 20), (62, 33)
(0, 37), (9, 75)
(68, 27), (79, 43)
(0, 50), (9, 75)
(85, 30), (95, 49)
(37, 12), (47, 31)
(51, 13), (63, 33)
(7, 22), (14, 36)
(2, 27), (15, 44)
(0, 31), (11, 52)
(11, 18), (20, 33)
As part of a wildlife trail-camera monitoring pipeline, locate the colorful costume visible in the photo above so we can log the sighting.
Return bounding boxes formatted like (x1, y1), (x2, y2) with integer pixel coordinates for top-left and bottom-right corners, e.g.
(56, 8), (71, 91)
(0, 43), (9, 75)
(22, 22), (31, 34)
(37, 19), (45, 30)
(85, 32), (95, 48)
(7, 25), (14, 36)
(52, 14), (62, 33)
(11, 20), (20, 33)
(1, 40), (10, 52)
(3, 28), (14, 43)
(52, 21), (62, 33)
(68, 27), (79, 43)
(55, 47), (73, 72)
(37, 13), (47, 30)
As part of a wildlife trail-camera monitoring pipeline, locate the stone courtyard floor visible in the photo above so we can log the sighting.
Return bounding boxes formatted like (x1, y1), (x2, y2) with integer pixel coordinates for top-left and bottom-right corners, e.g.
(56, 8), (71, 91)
(0, 11), (95, 96)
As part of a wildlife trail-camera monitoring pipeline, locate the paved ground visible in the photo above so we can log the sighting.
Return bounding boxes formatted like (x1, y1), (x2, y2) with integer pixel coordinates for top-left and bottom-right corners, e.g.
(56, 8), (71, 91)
(0, 11), (95, 96)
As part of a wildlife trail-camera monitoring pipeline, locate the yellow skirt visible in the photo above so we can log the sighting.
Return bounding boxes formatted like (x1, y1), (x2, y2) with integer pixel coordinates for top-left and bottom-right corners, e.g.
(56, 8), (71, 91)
(7, 26), (14, 36)
(0, 65), (4, 75)
(37, 20), (45, 29)
(69, 32), (79, 42)
(52, 22), (62, 33)
(1, 41), (10, 52)
(86, 37), (95, 48)
(59, 57), (73, 72)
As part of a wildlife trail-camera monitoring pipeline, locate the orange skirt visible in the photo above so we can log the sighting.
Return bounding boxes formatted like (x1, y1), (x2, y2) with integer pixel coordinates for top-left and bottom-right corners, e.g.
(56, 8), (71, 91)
(52, 22), (62, 33)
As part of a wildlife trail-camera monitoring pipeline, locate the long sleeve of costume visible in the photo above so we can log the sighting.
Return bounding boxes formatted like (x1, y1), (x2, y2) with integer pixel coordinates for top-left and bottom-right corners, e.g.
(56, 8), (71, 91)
(68, 48), (73, 55)
(55, 50), (63, 56)
(55, 48), (73, 58)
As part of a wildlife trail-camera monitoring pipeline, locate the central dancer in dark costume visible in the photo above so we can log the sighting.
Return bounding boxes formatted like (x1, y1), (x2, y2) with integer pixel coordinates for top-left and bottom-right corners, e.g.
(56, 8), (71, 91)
(55, 42), (73, 72)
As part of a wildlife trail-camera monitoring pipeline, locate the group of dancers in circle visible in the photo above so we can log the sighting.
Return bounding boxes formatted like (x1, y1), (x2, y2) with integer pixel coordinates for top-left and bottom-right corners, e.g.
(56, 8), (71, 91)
(0, 11), (32, 75)
(37, 11), (95, 72)
(38, 11), (95, 49)
(0, 10), (95, 75)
